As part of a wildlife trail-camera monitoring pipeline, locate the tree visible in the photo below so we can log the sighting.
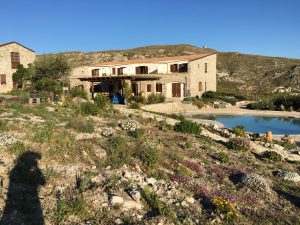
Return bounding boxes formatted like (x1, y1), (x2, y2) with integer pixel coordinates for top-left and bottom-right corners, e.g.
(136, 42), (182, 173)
(32, 54), (70, 99)
(12, 64), (35, 90)
(33, 54), (70, 82)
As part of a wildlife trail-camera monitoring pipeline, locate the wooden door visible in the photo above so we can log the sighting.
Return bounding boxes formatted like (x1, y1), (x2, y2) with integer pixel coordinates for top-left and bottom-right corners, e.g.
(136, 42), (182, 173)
(172, 83), (181, 97)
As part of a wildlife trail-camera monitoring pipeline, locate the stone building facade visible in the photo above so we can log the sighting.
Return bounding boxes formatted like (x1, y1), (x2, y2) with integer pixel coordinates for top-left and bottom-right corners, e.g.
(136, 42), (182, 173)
(70, 53), (217, 101)
(0, 42), (36, 93)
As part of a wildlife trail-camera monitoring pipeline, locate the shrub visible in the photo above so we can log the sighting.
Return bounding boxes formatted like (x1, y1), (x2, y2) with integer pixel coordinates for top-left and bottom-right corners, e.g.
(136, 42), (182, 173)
(246, 99), (276, 110)
(211, 196), (239, 221)
(130, 95), (146, 104)
(94, 94), (113, 111)
(175, 165), (193, 177)
(215, 152), (230, 163)
(192, 99), (205, 109)
(70, 88), (87, 99)
(79, 102), (99, 116)
(273, 95), (300, 111)
(232, 125), (247, 137)
(141, 187), (176, 220)
(66, 117), (95, 133)
(105, 136), (131, 168)
(129, 102), (141, 109)
(228, 137), (250, 151)
(174, 119), (202, 135)
(262, 151), (282, 161)
(241, 173), (272, 194)
(181, 160), (203, 175)
(129, 128), (145, 138)
(9, 89), (29, 103)
(134, 139), (160, 169)
(185, 141), (192, 149)
(146, 93), (165, 104)
(140, 147), (161, 169)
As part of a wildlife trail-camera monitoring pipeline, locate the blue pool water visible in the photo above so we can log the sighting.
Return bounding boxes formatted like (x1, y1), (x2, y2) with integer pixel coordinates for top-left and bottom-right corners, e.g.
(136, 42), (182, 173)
(190, 115), (300, 134)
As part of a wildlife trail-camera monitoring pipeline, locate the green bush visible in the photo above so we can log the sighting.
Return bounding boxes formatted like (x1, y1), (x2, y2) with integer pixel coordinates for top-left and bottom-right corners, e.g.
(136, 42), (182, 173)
(247, 99), (276, 110)
(215, 152), (229, 163)
(232, 125), (247, 137)
(174, 119), (202, 135)
(70, 88), (87, 99)
(228, 137), (250, 151)
(66, 118), (95, 133)
(192, 99), (205, 109)
(105, 136), (131, 168)
(129, 102), (141, 109)
(147, 93), (165, 104)
(141, 187), (176, 221)
(129, 128), (145, 138)
(79, 102), (99, 116)
(130, 95), (146, 104)
(262, 151), (282, 161)
(202, 91), (238, 105)
(140, 147), (161, 169)
(273, 95), (300, 111)
(94, 94), (113, 111)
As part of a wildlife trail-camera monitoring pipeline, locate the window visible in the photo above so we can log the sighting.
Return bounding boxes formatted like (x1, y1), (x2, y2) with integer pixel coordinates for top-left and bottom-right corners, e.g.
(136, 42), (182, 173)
(11, 52), (20, 69)
(170, 64), (178, 73)
(147, 84), (152, 92)
(205, 63), (208, 73)
(178, 63), (188, 73)
(117, 67), (124, 75)
(112, 68), (116, 75)
(199, 82), (203, 91)
(0, 74), (6, 85)
(136, 66), (148, 74)
(91, 69), (99, 77)
(156, 83), (162, 92)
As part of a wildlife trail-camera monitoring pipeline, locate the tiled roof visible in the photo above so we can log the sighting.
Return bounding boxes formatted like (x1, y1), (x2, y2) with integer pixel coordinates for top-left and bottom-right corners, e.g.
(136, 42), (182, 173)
(91, 53), (215, 67)
(0, 42), (35, 52)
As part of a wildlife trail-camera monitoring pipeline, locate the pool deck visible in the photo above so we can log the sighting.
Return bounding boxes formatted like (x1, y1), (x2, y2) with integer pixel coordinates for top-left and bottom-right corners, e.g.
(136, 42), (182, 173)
(184, 102), (300, 119)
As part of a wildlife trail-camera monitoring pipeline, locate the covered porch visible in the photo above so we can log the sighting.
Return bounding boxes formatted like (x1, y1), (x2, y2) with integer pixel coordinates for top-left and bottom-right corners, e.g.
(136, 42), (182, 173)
(77, 75), (161, 103)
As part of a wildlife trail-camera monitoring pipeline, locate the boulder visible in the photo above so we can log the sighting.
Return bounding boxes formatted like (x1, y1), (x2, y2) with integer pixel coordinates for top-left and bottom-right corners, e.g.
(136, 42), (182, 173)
(122, 200), (142, 211)
(110, 195), (124, 205)
(129, 190), (141, 202)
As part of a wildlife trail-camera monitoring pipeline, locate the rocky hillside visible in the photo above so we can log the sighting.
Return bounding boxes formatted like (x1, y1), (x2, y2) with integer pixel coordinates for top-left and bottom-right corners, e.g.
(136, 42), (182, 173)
(41, 44), (300, 94)
(0, 100), (300, 224)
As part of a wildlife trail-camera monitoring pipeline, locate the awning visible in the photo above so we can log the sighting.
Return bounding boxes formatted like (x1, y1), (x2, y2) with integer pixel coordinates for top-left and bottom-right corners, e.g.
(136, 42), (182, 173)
(77, 75), (161, 82)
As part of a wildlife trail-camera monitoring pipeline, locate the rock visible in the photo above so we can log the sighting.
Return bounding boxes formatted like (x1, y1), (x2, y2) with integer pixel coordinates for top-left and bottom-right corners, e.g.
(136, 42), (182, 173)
(145, 177), (157, 186)
(46, 106), (56, 112)
(181, 200), (188, 207)
(94, 148), (107, 158)
(185, 196), (195, 204)
(72, 97), (87, 104)
(129, 190), (141, 202)
(114, 218), (123, 224)
(122, 171), (132, 179)
(277, 171), (300, 182)
(110, 195), (124, 205)
(122, 200), (142, 211)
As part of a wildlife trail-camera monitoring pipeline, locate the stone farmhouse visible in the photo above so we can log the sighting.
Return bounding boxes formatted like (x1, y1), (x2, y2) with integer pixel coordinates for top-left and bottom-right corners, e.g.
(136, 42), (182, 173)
(70, 53), (217, 101)
(0, 42), (36, 93)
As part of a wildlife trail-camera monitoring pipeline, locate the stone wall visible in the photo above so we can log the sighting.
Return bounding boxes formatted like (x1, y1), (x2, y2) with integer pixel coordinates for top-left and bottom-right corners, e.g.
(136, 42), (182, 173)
(0, 43), (36, 93)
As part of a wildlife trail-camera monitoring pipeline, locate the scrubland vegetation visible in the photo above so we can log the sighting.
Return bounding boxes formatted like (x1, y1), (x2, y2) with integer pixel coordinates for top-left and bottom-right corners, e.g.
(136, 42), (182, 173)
(0, 92), (300, 225)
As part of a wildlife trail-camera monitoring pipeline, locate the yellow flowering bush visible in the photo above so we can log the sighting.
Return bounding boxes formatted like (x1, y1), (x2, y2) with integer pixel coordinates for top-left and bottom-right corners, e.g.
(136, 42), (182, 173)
(212, 196), (239, 220)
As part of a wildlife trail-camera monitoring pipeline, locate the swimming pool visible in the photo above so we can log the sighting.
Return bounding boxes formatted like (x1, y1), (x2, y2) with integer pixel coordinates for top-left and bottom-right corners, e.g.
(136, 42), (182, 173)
(189, 115), (300, 134)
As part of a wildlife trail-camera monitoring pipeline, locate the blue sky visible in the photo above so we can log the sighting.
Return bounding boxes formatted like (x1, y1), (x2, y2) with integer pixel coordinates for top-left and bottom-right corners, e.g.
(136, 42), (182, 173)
(1, 0), (300, 58)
